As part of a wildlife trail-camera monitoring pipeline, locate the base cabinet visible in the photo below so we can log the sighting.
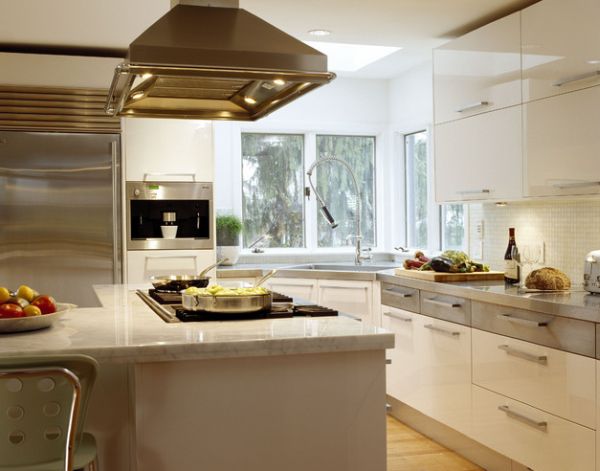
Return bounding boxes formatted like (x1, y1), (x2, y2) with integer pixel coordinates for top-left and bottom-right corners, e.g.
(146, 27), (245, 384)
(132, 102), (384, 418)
(471, 385), (595, 471)
(383, 305), (471, 436)
(267, 278), (375, 324)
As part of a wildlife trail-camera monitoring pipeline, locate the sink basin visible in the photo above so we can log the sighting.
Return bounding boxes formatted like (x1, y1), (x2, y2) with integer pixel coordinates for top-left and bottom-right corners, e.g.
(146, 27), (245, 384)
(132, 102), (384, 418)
(284, 264), (396, 272)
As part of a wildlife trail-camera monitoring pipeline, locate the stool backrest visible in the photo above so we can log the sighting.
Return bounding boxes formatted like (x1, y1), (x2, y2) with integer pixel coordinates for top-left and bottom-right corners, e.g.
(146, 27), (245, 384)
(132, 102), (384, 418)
(0, 355), (97, 471)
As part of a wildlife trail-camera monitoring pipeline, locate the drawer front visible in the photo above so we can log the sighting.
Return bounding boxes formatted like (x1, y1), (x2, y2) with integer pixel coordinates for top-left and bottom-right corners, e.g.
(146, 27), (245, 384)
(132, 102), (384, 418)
(380, 283), (419, 313)
(265, 278), (318, 304)
(472, 329), (595, 429)
(420, 290), (470, 325)
(472, 301), (595, 357)
(471, 385), (595, 471)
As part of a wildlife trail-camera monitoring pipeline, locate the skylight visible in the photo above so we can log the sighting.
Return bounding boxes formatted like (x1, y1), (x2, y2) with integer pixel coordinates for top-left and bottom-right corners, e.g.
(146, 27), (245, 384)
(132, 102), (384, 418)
(305, 41), (402, 72)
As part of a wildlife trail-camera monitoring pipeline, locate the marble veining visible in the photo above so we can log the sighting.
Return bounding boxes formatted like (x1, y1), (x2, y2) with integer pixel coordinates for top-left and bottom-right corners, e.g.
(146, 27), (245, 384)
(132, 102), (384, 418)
(0, 285), (393, 363)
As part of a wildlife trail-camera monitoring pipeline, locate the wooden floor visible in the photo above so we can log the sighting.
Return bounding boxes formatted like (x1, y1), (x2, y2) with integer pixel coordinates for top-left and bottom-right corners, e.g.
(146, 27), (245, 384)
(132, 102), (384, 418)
(387, 415), (484, 471)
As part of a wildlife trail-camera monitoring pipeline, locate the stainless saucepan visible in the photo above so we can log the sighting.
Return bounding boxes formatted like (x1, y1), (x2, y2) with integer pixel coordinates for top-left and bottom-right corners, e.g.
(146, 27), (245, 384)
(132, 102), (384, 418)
(150, 258), (228, 292)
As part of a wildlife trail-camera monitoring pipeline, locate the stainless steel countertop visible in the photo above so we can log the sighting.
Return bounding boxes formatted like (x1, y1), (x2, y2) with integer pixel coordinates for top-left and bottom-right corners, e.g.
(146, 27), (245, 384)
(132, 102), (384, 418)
(378, 271), (600, 323)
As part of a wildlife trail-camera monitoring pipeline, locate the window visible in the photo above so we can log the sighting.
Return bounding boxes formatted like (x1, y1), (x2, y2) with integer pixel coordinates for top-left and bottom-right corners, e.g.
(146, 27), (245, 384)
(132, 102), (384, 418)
(315, 135), (376, 248)
(241, 133), (305, 248)
(404, 130), (466, 251)
(241, 132), (377, 250)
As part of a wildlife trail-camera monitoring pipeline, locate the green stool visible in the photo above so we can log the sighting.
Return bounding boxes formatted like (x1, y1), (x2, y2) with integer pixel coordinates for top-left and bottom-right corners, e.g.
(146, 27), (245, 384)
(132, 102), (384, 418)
(0, 355), (99, 471)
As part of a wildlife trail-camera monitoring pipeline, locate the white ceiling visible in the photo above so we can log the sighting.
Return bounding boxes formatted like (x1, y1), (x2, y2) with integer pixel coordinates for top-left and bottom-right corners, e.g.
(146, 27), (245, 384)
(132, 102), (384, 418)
(0, 0), (539, 79)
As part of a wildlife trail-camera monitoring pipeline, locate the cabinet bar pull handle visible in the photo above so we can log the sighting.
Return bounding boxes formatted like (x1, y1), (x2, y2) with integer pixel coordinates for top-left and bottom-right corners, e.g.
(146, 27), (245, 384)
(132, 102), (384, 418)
(549, 180), (600, 189)
(143, 172), (196, 182)
(386, 359), (392, 365)
(498, 405), (548, 432)
(457, 189), (491, 195)
(497, 313), (549, 327)
(456, 101), (490, 113)
(553, 70), (600, 87)
(383, 311), (413, 322)
(498, 345), (548, 365)
(424, 298), (462, 309)
(383, 288), (413, 298)
(424, 324), (460, 336)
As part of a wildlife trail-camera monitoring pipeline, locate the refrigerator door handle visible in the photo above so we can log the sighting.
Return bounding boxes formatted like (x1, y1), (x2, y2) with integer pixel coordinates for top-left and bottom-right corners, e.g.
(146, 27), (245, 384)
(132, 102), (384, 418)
(111, 140), (122, 283)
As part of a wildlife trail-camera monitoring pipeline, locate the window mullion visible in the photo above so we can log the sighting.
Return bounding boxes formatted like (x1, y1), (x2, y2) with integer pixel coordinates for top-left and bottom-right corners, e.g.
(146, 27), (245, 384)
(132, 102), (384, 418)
(304, 133), (317, 251)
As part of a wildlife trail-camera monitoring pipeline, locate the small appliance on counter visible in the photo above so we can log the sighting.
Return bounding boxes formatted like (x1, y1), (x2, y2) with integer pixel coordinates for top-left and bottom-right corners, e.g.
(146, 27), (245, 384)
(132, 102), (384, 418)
(584, 250), (600, 294)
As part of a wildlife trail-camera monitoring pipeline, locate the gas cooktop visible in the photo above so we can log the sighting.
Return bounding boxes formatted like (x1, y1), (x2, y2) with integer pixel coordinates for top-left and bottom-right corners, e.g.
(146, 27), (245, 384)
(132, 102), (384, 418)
(137, 289), (338, 323)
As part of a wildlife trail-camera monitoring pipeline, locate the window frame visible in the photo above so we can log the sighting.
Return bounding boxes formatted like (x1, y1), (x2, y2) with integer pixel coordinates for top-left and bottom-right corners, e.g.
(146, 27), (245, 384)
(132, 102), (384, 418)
(234, 125), (385, 254)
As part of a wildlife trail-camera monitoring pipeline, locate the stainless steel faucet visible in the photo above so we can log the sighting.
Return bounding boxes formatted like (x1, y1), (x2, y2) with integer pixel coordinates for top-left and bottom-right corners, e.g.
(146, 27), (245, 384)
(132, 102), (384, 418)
(306, 156), (372, 265)
(248, 234), (269, 253)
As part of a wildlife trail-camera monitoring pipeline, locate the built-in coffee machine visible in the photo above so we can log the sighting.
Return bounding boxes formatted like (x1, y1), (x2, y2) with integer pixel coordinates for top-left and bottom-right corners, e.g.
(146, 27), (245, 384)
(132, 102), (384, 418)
(126, 181), (213, 250)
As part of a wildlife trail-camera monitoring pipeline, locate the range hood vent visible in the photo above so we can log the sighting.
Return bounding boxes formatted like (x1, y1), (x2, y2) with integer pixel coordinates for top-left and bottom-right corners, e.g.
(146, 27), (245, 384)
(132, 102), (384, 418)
(105, 5), (335, 121)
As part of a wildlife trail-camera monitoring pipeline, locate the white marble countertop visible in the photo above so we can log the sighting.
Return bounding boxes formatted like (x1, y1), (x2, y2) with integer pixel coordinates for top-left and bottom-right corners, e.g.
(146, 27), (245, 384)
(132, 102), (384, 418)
(0, 284), (393, 363)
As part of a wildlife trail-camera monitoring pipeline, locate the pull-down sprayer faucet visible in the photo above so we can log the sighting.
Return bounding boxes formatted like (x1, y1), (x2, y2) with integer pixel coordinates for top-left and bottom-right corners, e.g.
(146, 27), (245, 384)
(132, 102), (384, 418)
(306, 156), (372, 265)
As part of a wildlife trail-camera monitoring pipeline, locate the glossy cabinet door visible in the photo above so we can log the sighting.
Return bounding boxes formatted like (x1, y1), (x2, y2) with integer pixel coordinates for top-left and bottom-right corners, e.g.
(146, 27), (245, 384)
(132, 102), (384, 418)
(433, 12), (521, 124)
(434, 105), (522, 202)
(414, 315), (472, 436)
(524, 85), (600, 196)
(123, 118), (213, 182)
(317, 279), (374, 325)
(471, 385), (595, 471)
(472, 329), (595, 429)
(264, 278), (319, 304)
(127, 250), (216, 283)
(381, 306), (420, 406)
(522, 0), (600, 102)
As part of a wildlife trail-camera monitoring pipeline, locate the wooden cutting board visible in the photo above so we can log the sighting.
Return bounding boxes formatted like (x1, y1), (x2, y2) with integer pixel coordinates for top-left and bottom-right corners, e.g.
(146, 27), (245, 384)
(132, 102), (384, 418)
(394, 268), (505, 282)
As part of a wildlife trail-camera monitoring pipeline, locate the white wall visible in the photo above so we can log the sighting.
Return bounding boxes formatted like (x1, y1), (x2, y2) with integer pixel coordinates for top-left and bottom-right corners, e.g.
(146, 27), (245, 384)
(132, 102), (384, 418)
(386, 62), (434, 250)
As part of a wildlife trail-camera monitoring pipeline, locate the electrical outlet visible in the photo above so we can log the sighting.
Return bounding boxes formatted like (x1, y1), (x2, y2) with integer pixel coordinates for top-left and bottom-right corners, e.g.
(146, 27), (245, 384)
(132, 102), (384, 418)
(475, 221), (484, 240)
(537, 242), (545, 264)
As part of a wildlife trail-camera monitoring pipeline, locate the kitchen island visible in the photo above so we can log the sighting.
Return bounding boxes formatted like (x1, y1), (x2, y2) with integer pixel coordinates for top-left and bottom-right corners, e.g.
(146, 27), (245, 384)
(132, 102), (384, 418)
(0, 284), (393, 471)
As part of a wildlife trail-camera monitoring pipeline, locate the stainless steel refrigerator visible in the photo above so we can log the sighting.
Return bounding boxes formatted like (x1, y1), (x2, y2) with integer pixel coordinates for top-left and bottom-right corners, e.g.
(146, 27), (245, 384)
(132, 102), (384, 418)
(0, 131), (122, 307)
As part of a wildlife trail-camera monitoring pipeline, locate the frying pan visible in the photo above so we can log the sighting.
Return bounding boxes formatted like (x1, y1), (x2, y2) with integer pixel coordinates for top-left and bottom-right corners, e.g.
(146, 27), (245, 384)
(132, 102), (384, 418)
(181, 269), (278, 314)
(150, 258), (228, 292)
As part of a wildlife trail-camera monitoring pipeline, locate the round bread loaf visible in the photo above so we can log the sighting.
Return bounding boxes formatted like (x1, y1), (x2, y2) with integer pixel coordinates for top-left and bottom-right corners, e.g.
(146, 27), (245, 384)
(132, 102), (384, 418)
(525, 267), (571, 290)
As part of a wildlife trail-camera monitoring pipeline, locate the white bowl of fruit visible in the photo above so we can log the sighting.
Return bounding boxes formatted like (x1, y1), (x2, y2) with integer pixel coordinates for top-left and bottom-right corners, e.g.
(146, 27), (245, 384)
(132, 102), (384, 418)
(0, 285), (75, 333)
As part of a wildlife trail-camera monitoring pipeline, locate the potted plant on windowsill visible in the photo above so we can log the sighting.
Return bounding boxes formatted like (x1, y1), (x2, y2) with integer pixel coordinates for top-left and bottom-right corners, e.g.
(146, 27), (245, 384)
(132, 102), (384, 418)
(216, 215), (243, 266)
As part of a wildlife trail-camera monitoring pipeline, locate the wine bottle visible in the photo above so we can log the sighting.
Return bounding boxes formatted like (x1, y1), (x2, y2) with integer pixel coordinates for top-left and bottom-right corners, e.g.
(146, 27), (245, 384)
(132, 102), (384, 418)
(504, 227), (520, 285)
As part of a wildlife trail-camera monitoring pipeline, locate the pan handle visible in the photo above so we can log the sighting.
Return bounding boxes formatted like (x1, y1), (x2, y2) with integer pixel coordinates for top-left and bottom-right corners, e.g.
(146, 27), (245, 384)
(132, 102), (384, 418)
(255, 269), (278, 288)
(198, 258), (229, 277)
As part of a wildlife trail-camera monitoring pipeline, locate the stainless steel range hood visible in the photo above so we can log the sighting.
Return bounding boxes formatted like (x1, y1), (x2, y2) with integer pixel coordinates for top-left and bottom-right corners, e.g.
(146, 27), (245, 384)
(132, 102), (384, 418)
(105, 4), (335, 121)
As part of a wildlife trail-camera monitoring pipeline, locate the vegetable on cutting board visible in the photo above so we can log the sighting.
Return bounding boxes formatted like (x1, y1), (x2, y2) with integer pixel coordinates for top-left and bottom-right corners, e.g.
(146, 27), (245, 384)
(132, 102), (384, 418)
(403, 250), (489, 273)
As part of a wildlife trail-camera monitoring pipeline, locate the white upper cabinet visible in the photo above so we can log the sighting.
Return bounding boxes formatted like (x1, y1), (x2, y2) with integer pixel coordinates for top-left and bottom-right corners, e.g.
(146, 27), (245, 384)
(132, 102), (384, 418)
(524, 85), (600, 197)
(433, 12), (521, 124)
(123, 118), (213, 182)
(522, 0), (600, 102)
(435, 105), (522, 203)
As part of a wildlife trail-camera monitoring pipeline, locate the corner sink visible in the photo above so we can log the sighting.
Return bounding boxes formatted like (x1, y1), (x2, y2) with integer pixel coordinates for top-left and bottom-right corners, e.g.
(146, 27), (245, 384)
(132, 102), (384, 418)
(284, 264), (396, 272)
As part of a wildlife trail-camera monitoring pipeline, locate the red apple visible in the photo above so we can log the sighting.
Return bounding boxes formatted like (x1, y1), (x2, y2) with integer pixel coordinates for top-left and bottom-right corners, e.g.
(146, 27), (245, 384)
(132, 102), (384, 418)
(31, 295), (57, 315)
(0, 303), (25, 319)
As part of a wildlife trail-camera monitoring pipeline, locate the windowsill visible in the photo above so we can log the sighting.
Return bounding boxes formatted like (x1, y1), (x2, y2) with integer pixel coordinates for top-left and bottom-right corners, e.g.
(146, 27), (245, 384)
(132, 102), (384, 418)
(235, 248), (425, 265)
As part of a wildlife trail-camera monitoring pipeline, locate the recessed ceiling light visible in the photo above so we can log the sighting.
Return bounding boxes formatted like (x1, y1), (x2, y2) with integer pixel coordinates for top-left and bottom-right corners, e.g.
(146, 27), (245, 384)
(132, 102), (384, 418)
(495, 202), (508, 207)
(305, 41), (402, 72)
(244, 96), (257, 105)
(273, 79), (286, 86)
(131, 91), (145, 100)
(141, 73), (153, 80)
(308, 29), (331, 37)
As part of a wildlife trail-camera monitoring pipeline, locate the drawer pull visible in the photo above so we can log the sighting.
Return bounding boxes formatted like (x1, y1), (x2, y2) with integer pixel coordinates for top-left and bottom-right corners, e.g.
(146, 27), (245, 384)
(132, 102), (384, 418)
(497, 313), (549, 327)
(424, 298), (462, 309)
(498, 405), (548, 432)
(498, 344), (548, 365)
(383, 311), (413, 322)
(424, 324), (460, 337)
(457, 189), (491, 195)
(553, 70), (600, 87)
(456, 101), (490, 113)
(383, 288), (413, 298)
(386, 359), (392, 365)
(549, 180), (600, 190)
